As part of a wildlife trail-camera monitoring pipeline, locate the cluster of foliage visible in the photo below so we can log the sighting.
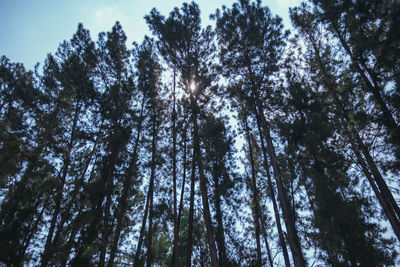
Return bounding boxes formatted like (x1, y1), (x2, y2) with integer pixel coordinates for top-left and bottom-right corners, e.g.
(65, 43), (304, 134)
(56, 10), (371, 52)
(1, 0), (399, 266)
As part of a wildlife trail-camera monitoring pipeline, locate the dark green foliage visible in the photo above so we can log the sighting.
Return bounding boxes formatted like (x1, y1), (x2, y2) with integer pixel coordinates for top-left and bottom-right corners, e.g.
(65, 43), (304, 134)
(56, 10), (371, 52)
(279, 72), (396, 265)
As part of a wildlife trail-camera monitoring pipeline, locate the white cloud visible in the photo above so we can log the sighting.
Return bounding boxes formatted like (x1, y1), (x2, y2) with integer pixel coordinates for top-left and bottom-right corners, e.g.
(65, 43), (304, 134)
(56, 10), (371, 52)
(89, 6), (126, 34)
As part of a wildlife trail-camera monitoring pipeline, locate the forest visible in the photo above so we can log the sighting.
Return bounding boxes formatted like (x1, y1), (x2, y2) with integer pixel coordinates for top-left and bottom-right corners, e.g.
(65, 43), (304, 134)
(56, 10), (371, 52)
(1, 0), (400, 266)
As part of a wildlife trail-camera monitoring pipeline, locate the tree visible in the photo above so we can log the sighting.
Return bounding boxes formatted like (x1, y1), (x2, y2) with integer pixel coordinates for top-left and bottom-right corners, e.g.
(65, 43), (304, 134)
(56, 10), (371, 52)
(39, 23), (98, 267)
(0, 56), (46, 266)
(200, 114), (235, 266)
(291, 3), (400, 242)
(214, 0), (306, 265)
(279, 70), (396, 265)
(146, 3), (220, 266)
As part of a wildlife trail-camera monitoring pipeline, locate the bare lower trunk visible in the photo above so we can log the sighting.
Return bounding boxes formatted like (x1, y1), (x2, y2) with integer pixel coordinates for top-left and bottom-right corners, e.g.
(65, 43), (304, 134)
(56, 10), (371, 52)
(146, 118), (158, 267)
(99, 155), (117, 267)
(256, 102), (306, 267)
(192, 108), (220, 267)
(244, 117), (262, 266)
(41, 104), (81, 267)
(214, 191), (227, 266)
(172, 126), (188, 266)
(186, 145), (196, 267)
(172, 70), (179, 267)
(260, 217), (274, 267)
(133, 188), (151, 267)
(108, 99), (145, 267)
(255, 111), (291, 267)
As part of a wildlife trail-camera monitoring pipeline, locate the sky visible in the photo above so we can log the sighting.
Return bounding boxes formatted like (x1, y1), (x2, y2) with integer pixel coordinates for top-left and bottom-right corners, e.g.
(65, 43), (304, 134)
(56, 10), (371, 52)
(0, 0), (301, 71)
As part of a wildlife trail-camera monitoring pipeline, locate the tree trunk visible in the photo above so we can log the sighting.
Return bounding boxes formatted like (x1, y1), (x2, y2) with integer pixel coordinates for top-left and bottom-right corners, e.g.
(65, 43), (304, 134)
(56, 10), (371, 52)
(255, 110), (291, 267)
(172, 125), (188, 267)
(192, 107), (220, 267)
(41, 103), (80, 267)
(61, 200), (84, 267)
(146, 115), (158, 267)
(108, 98), (145, 267)
(259, 216), (274, 267)
(133, 186), (151, 267)
(244, 117), (262, 266)
(50, 137), (99, 261)
(172, 69), (180, 267)
(99, 151), (118, 267)
(214, 187), (227, 266)
(62, 149), (100, 267)
(256, 103), (306, 267)
(186, 144), (196, 267)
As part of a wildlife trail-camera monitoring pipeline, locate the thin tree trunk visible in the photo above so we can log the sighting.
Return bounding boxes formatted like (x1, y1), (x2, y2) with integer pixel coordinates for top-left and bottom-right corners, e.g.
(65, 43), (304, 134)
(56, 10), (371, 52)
(244, 53), (305, 266)
(255, 111), (291, 267)
(72, 184), (105, 265)
(172, 125), (188, 267)
(133, 186), (151, 267)
(259, 216), (274, 267)
(244, 117), (262, 266)
(256, 104), (306, 267)
(41, 103), (80, 267)
(99, 150), (118, 267)
(62, 147), (100, 267)
(214, 188), (227, 266)
(51, 137), (99, 259)
(186, 144), (196, 267)
(108, 98), (145, 267)
(146, 115), (158, 267)
(61, 201), (84, 267)
(21, 195), (50, 261)
(192, 106), (220, 267)
(172, 69), (180, 267)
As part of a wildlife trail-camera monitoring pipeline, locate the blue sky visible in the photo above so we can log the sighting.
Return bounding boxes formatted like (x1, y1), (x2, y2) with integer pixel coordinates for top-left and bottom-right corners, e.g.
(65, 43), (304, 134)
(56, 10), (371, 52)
(0, 0), (300, 70)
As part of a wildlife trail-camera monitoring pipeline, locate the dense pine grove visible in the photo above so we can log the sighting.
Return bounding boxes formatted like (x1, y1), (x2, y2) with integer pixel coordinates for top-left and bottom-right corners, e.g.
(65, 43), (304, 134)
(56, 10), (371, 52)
(1, 0), (399, 266)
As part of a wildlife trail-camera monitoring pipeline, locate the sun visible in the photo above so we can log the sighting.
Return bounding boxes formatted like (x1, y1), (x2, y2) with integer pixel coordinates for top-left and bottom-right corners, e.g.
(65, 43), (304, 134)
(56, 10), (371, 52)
(190, 81), (196, 91)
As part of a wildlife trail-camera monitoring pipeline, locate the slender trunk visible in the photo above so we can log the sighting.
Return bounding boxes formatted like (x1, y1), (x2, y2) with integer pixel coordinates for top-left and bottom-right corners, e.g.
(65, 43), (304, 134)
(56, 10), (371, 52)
(172, 69), (180, 267)
(51, 137), (99, 258)
(214, 188), (227, 266)
(259, 217), (274, 267)
(108, 98), (145, 267)
(21, 195), (50, 260)
(244, 52), (305, 266)
(186, 144), (196, 267)
(255, 111), (291, 267)
(192, 107), (219, 267)
(133, 186), (151, 267)
(172, 125), (188, 267)
(99, 152), (117, 267)
(244, 117), (262, 266)
(146, 115), (158, 267)
(256, 104), (306, 267)
(72, 185), (104, 265)
(40, 103), (80, 267)
(61, 200), (84, 267)
(73, 137), (114, 265)
(177, 127), (187, 232)
(62, 148), (100, 266)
